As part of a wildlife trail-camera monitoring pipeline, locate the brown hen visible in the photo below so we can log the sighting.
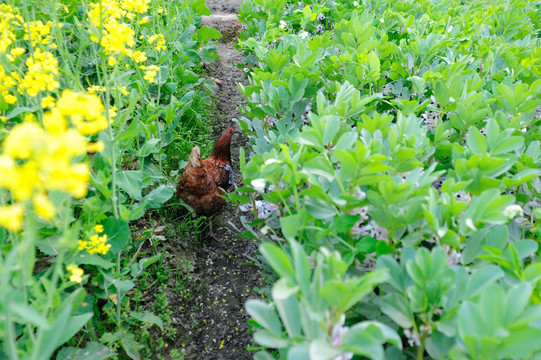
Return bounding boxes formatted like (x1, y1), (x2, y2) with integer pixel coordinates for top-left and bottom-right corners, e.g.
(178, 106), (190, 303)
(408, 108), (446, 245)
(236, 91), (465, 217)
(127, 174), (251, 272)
(176, 128), (233, 216)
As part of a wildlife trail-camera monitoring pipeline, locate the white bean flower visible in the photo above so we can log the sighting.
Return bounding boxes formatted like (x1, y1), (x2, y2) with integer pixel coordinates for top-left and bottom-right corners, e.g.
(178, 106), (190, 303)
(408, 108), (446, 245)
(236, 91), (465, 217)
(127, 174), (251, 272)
(251, 178), (266, 192)
(503, 204), (523, 219)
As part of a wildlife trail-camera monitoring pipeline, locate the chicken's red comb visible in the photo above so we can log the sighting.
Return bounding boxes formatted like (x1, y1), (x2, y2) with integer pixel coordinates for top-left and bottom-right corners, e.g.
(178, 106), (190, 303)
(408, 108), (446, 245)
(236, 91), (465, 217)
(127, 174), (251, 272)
(228, 127), (233, 133)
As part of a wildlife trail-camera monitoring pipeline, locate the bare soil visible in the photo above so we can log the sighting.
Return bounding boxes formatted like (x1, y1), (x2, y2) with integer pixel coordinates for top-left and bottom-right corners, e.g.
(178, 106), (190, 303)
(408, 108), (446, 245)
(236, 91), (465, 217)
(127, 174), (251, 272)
(141, 3), (263, 359)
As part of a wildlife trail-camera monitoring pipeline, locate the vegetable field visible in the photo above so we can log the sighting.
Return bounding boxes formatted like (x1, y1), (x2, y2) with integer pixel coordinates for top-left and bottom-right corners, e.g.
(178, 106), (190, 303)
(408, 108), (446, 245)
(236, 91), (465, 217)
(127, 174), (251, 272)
(0, 0), (540, 359)
(236, 0), (541, 359)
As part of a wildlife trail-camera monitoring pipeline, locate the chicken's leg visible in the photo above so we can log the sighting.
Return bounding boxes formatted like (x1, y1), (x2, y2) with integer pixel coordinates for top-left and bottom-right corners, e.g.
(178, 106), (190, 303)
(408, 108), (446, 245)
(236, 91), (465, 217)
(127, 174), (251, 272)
(207, 220), (221, 243)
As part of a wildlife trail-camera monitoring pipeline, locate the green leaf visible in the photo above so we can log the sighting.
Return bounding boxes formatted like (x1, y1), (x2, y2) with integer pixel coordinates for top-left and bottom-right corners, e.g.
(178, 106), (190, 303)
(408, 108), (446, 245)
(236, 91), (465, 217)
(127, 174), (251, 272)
(500, 326), (541, 358)
(75, 254), (114, 269)
(290, 239), (311, 295)
(434, 81), (450, 108)
(504, 283), (532, 323)
(440, 230), (460, 248)
(304, 196), (337, 220)
(280, 214), (302, 241)
(273, 279), (302, 338)
(56, 342), (115, 360)
(479, 283), (506, 331)
(303, 155), (334, 181)
(35, 303), (92, 360)
(287, 343), (311, 360)
(342, 321), (402, 358)
(512, 240), (538, 259)
(425, 329), (455, 360)
(115, 119), (142, 141)
(376, 255), (405, 292)
(246, 300), (283, 337)
(197, 26), (222, 42)
(260, 242), (295, 282)
(466, 127), (487, 154)
(335, 132), (358, 150)
(190, 0), (211, 15)
(120, 333), (140, 360)
(322, 116), (341, 145)
(380, 294), (413, 328)
(130, 311), (164, 331)
(9, 303), (50, 329)
(492, 136), (524, 155)
(102, 217), (131, 255)
(309, 340), (341, 360)
(140, 185), (175, 209)
(116, 171), (142, 200)
(137, 138), (161, 157)
(254, 351), (275, 360)
(334, 150), (357, 182)
(332, 215), (359, 234)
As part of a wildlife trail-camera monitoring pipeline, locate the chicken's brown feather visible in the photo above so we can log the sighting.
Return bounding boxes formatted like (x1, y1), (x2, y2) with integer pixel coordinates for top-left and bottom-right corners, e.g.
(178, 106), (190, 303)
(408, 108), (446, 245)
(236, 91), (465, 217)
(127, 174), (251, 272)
(177, 128), (233, 216)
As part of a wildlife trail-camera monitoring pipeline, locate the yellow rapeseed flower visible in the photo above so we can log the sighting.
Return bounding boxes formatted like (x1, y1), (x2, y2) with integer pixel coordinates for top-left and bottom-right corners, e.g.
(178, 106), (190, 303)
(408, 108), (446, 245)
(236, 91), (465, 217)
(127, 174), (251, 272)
(43, 108), (67, 134)
(132, 50), (147, 63)
(67, 264), (84, 283)
(87, 85), (106, 94)
(19, 48), (60, 97)
(24, 113), (36, 122)
(107, 56), (117, 66)
(95, 224), (104, 233)
(23, 21), (53, 46)
(148, 34), (166, 51)
(0, 155), (17, 188)
(87, 141), (105, 153)
(3, 122), (45, 160)
(121, 0), (150, 14)
(56, 90), (108, 135)
(8, 47), (26, 62)
(0, 4), (24, 52)
(33, 193), (55, 220)
(41, 95), (56, 109)
(141, 65), (159, 82)
(79, 232), (111, 255)
(0, 203), (25, 231)
(0, 90), (108, 231)
(0, 64), (17, 104)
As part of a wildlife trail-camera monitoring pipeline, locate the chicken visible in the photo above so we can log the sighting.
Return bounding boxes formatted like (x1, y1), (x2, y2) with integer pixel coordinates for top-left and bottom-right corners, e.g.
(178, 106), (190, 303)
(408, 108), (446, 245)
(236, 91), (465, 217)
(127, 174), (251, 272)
(177, 127), (234, 216)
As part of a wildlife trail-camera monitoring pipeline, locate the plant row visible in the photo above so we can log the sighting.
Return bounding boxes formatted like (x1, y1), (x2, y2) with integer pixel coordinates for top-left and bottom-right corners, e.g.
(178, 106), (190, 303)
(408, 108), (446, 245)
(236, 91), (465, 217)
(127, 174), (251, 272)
(232, 0), (541, 359)
(0, 0), (221, 358)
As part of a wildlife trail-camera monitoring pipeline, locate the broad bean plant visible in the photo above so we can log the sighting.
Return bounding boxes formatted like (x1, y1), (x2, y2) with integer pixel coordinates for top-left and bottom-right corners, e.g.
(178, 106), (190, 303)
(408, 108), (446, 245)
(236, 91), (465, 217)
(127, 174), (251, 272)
(233, 0), (541, 359)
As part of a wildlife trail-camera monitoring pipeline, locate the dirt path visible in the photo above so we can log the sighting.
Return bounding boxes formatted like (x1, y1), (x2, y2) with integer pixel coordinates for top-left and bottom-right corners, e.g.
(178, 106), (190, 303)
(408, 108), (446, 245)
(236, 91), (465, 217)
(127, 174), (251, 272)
(160, 3), (262, 359)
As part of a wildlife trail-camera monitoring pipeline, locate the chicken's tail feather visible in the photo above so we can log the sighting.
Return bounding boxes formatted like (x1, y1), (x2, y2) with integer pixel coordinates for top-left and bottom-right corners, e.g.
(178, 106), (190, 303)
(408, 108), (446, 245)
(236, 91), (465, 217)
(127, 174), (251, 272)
(189, 146), (202, 167)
